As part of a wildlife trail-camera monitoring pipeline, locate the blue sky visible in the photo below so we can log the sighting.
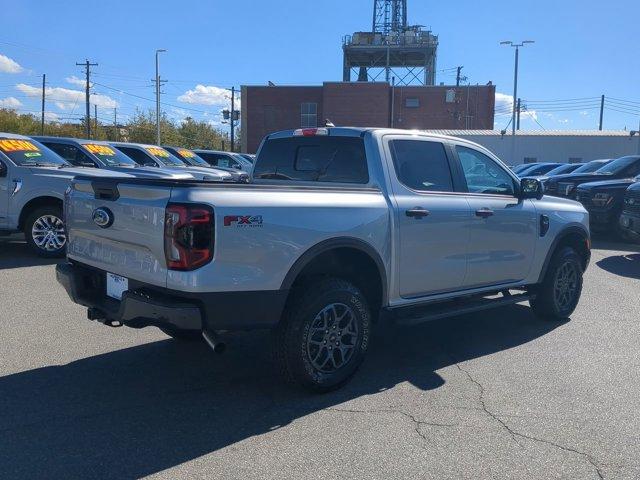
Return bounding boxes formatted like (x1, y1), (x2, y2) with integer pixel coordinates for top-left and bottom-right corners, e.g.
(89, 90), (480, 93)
(0, 0), (639, 131)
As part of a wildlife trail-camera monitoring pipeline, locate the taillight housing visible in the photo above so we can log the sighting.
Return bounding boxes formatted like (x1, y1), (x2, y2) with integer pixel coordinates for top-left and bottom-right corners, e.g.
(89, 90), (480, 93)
(164, 203), (214, 271)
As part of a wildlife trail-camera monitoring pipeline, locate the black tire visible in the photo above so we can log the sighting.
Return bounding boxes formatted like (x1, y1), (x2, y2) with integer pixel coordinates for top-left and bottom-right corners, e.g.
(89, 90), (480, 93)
(24, 205), (66, 258)
(530, 246), (583, 321)
(160, 327), (203, 341)
(273, 277), (372, 393)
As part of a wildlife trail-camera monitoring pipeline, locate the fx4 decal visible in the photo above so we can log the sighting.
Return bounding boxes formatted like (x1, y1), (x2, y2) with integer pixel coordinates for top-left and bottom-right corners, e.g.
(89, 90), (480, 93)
(224, 215), (263, 227)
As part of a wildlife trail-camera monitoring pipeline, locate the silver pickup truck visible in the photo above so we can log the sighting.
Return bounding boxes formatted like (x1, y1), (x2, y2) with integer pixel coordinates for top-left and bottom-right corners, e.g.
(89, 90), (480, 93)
(57, 128), (591, 391)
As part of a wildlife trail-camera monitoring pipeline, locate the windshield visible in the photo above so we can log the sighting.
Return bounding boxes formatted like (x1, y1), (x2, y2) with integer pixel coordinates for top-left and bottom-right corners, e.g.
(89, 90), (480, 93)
(144, 146), (186, 167)
(521, 164), (561, 176)
(545, 164), (580, 176)
(233, 153), (253, 170)
(0, 138), (68, 167)
(173, 148), (210, 167)
(596, 156), (639, 175)
(573, 160), (609, 173)
(81, 143), (137, 167)
(240, 154), (255, 164)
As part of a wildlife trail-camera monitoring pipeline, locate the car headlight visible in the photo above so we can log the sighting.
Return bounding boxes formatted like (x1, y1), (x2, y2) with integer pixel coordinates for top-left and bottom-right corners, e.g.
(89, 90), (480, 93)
(592, 192), (614, 207)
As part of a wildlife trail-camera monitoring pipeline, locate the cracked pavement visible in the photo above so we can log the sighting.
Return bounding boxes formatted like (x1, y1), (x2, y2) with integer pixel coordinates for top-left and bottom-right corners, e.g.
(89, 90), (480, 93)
(0, 239), (639, 479)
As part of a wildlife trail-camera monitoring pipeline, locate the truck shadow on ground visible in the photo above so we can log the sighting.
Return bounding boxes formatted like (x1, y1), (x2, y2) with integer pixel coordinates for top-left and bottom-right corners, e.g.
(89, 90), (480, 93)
(0, 305), (564, 479)
(0, 239), (60, 270)
(596, 253), (640, 280)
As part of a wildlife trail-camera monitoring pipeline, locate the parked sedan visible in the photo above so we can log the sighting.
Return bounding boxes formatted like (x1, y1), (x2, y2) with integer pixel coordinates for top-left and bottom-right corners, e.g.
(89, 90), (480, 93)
(517, 162), (563, 177)
(164, 146), (249, 182)
(33, 137), (194, 180)
(545, 156), (640, 198)
(110, 143), (237, 182)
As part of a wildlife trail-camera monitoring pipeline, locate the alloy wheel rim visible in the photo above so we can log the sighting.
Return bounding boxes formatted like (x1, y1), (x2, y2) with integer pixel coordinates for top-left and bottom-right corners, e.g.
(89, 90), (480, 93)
(554, 261), (578, 311)
(32, 215), (66, 252)
(306, 303), (359, 373)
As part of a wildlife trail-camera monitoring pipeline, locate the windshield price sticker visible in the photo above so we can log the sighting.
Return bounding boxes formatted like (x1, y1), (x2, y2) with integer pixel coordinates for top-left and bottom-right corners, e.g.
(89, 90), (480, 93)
(146, 147), (170, 158)
(0, 139), (41, 153)
(178, 149), (196, 158)
(84, 144), (116, 156)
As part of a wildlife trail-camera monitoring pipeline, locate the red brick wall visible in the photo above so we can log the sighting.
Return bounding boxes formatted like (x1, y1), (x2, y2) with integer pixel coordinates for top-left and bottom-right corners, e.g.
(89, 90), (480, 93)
(242, 83), (495, 153)
(322, 82), (390, 129)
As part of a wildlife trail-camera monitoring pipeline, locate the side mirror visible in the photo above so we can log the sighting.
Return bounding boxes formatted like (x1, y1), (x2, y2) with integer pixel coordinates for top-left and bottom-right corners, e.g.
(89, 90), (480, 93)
(0, 162), (6, 178)
(520, 178), (544, 200)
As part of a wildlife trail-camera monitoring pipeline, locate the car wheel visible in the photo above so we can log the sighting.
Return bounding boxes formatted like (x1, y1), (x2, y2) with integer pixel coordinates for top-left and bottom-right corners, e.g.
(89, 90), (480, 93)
(24, 206), (66, 258)
(273, 277), (371, 392)
(530, 246), (583, 320)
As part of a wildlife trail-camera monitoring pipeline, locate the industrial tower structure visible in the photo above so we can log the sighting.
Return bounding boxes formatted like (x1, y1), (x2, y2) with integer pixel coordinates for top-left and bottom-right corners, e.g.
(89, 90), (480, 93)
(343, 0), (438, 86)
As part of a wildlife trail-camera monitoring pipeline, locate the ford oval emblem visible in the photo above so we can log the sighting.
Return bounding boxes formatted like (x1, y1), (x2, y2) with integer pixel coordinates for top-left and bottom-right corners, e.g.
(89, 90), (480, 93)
(92, 207), (114, 229)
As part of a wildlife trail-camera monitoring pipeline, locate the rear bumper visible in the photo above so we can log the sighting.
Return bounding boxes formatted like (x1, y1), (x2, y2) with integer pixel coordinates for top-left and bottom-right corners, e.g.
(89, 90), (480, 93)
(56, 262), (289, 332)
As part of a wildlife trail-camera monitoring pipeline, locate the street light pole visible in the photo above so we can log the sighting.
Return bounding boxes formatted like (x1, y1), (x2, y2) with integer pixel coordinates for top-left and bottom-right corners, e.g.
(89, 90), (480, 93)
(501, 40), (534, 135)
(155, 49), (167, 145)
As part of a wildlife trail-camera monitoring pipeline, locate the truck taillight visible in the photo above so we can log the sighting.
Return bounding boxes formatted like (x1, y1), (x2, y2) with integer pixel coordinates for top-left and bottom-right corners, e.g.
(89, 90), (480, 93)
(164, 203), (214, 271)
(293, 128), (329, 137)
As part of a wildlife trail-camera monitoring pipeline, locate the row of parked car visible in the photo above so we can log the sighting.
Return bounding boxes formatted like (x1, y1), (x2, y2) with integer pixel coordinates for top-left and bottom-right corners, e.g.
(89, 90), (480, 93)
(0, 132), (254, 257)
(511, 157), (640, 240)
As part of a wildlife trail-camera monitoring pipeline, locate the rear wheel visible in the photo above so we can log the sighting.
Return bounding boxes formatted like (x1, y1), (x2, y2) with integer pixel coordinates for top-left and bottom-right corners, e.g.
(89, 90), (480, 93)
(24, 206), (66, 258)
(531, 246), (583, 320)
(273, 277), (371, 392)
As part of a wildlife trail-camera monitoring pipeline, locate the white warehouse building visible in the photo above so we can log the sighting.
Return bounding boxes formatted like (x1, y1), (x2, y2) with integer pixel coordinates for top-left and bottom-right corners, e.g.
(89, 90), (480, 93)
(427, 130), (640, 166)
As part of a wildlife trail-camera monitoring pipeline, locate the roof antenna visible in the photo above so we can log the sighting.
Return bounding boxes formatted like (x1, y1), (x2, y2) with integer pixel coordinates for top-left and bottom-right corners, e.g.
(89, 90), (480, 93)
(325, 119), (335, 127)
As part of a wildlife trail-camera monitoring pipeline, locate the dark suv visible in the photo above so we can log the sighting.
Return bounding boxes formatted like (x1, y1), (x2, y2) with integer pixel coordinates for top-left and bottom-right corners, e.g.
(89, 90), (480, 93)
(620, 182), (640, 240)
(546, 156), (640, 199)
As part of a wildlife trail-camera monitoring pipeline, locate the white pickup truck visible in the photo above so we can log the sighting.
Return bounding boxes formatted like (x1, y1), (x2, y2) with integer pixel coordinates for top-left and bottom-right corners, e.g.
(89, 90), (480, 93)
(57, 128), (591, 391)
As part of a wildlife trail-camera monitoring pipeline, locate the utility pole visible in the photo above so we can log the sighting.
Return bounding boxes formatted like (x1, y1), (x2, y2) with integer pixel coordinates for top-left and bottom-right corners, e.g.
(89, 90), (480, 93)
(230, 86), (235, 152)
(94, 104), (98, 138)
(75, 60), (98, 139)
(154, 49), (167, 145)
(516, 98), (521, 130)
(456, 66), (463, 87)
(114, 108), (118, 141)
(40, 74), (46, 135)
(501, 41), (534, 136)
(599, 95), (605, 131)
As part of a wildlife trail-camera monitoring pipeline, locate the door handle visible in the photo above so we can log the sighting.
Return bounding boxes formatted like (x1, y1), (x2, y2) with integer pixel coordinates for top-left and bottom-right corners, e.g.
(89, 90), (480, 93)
(406, 208), (430, 219)
(475, 208), (495, 218)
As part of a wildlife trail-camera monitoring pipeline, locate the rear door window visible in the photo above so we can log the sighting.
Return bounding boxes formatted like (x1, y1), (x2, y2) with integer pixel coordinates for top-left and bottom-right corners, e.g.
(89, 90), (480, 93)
(116, 146), (158, 166)
(254, 136), (368, 183)
(389, 139), (454, 192)
(40, 142), (95, 167)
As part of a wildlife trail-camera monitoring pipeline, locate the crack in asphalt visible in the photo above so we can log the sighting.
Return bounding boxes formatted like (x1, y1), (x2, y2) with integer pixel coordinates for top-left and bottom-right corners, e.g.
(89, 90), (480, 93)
(325, 406), (456, 449)
(454, 362), (605, 480)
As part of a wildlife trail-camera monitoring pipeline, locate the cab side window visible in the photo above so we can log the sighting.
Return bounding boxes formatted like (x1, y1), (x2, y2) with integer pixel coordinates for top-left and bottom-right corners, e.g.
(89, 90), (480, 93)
(456, 146), (516, 196)
(45, 143), (95, 167)
(117, 147), (157, 167)
(389, 139), (454, 192)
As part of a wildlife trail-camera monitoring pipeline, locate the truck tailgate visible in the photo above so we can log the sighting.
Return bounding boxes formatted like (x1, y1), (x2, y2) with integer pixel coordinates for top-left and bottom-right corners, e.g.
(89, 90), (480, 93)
(66, 178), (171, 288)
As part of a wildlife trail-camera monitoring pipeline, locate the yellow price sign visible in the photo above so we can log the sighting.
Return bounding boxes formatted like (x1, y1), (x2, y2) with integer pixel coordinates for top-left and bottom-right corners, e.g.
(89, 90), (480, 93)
(178, 149), (195, 158)
(84, 144), (116, 156)
(0, 139), (40, 153)
(146, 147), (170, 158)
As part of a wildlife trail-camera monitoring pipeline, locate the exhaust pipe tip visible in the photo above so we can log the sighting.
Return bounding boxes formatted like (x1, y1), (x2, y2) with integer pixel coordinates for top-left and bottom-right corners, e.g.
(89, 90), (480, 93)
(202, 330), (226, 354)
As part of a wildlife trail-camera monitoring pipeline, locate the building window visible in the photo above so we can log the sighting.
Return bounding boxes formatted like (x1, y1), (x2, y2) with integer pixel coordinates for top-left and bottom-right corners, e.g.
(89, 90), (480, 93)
(405, 98), (420, 108)
(301, 103), (317, 128)
(524, 157), (537, 164)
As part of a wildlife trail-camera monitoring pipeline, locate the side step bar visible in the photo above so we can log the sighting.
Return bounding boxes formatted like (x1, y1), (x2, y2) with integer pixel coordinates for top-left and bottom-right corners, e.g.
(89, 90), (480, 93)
(389, 292), (534, 327)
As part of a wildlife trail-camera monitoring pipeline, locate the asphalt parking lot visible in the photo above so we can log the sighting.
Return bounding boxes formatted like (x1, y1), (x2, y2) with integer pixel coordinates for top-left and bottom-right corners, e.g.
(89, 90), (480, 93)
(0, 237), (639, 480)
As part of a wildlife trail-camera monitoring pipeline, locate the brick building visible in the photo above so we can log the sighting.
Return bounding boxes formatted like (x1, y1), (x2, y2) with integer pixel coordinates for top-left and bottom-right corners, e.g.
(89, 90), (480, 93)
(241, 82), (496, 153)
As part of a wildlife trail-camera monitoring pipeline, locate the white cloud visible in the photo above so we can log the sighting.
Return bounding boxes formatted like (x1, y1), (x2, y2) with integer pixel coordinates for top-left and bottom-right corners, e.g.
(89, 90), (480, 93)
(65, 75), (92, 88)
(0, 54), (23, 74)
(15, 83), (117, 109)
(177, 84), (239, 108)
(0, 96), (22, 109)
(44, 112), (60, 122)
(495, 92), (537, 121)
